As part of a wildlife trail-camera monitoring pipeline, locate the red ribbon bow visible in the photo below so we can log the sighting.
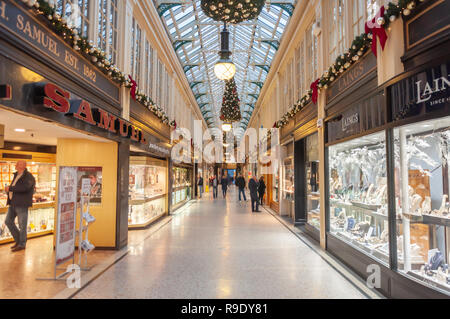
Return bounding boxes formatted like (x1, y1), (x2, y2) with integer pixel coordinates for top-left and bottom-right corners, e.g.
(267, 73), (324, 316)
(365, 6), (388, 57)
(173, 120), (177, 130)
(128, 75), (137, 101)
(273, 122), (278, 128)
(310, 79), (320, 105)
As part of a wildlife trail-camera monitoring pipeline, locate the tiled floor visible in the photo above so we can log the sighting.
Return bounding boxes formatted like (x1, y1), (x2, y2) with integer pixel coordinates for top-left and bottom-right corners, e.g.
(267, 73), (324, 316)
(73, 188), (368, 299)
(0, 235), (117, 299)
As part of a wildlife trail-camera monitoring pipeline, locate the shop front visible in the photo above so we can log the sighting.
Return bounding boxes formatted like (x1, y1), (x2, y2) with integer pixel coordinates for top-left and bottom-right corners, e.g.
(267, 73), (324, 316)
(323, 10), (450, 296)
(280, 101), (320, 241)
(0, 0), (151, 251)
(171, 164), (193, 210)
(127, 99), (171, 229)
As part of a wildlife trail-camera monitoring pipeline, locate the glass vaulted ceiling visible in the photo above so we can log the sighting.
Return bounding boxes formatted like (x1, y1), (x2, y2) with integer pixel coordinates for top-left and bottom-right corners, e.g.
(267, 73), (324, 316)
(156, 0), (296, 140)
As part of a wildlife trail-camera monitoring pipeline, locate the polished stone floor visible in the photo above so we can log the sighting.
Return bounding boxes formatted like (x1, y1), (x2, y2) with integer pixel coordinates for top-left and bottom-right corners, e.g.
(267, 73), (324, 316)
(73, 188), (368, 299)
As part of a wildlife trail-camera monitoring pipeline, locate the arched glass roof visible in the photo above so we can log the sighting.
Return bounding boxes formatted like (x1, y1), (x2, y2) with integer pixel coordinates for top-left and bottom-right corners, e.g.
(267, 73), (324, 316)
(156, 0), (296, 139)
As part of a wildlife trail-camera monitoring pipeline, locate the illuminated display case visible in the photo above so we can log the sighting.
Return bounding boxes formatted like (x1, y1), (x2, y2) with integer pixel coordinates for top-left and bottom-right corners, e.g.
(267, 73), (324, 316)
(306, 133), (320, 230)
(273, 172), (279, 203)
(0, 158), (56, 244)
(283, 158), (294, 201)
(128, 157), (167, 228)
(172, 166), (192, 207)
(394, 116), (450, 294)
(328, 131), (389, 264)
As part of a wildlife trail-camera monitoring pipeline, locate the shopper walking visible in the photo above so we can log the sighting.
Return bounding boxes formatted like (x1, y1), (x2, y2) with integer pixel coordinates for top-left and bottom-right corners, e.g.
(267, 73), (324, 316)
(249, 176), (260, 212)
(235, 173), (247, 202)
(221, 174), (228, 198)
(258, 176), (266, 206)
(212, 175), (218, 199)
(197, 175), (203, 198)
(4, 160), (36, 252)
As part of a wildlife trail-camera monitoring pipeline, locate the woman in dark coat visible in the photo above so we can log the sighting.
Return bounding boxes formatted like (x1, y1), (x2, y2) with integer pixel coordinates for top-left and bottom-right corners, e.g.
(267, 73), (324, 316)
(258, 176), (266, 205)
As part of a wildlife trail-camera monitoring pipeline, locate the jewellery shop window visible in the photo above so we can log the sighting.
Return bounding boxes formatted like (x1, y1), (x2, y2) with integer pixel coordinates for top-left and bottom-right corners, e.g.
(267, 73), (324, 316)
(172, 167), (192, 206)
(283, 158), (294, 201)
(129, 158), (167, 227)
(273, 171), (279, 203)
(306, 133), (320, 230)
(394, 116), (450, 294)
(0, 161), (56, 242)
(328, 131), (389, 264)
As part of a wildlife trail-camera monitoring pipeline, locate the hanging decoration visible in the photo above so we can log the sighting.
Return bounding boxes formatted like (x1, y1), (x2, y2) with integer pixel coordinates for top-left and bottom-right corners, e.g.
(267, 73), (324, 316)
(200, 0), (265, 24)
(310, 79), (320, 105)
(128, 75), (137, 101)
(274, 0), (428, 129)
(24, 0), (175, 127)
(220, 78), (242, 123)
(365, 6), (388, 57)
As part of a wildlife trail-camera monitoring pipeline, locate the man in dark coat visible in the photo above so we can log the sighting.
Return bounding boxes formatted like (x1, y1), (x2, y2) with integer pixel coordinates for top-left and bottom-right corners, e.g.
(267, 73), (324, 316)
(248, 176), (260, 212)
(258, 176), (266, 205)
(197, 176), (203, 198)
(235, 173), (247, 201)
(221, 174), (228, 198)
(5, 160), (36, 251)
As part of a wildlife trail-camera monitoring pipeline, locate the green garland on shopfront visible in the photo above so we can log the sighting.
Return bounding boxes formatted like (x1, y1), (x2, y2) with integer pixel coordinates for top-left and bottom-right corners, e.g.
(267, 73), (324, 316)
(274, 0), (427, 129)
(24, 0), (175, 127)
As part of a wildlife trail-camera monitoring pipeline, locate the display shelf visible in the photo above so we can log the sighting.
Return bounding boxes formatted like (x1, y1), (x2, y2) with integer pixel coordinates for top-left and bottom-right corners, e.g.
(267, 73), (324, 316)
(331, 201), (401, 221)
(128, 212), (166, 229)
(422, 214), (450, 227)
(173, 185), (190, 191)
(0, 201), (55, 214)
(307, 194), (320, 201)
(0, 230), (53, 245)
(407, 271), (450, 293)
(129, 193), (166, 206)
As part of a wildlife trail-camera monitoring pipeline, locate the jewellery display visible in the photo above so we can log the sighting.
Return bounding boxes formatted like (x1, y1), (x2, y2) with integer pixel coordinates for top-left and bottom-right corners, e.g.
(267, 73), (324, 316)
(328, 131), (391, 263)
(394, 116), (450, 293)
(172, 167), (192, 207)
(283, 158), (294, 201)
(129, 163), (167, 227)
(0, 161), (56, 243)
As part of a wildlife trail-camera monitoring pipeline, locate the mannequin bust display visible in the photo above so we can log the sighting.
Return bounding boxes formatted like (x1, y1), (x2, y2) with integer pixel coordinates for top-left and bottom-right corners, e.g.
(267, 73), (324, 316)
(410, 194), (423, 214)
(421, 196), (432, 214)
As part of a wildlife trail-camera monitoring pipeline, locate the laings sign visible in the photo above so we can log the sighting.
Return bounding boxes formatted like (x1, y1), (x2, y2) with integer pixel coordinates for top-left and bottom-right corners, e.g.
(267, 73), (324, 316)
(34, 83), (147, 144)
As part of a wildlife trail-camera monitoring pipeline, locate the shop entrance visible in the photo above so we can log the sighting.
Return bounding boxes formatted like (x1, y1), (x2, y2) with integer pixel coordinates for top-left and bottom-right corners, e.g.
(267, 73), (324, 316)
(0, 107), (119, 296)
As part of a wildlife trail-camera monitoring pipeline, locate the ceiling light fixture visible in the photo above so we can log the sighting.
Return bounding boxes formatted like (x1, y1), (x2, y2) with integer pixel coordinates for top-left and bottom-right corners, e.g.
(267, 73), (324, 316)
(222, 122), (232, 132)
(14, 128), (26, 132)
(214, 23), (236, 81)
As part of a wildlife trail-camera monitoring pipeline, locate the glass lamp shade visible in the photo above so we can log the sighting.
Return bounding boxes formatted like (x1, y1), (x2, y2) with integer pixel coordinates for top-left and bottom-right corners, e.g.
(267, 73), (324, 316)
(214, 61), (236, 80)
(222, 123), (232, 132)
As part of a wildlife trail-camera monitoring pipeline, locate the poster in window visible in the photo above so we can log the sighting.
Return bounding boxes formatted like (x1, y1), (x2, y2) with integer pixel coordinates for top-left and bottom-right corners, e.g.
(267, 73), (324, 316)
(77, 167), (102, 205)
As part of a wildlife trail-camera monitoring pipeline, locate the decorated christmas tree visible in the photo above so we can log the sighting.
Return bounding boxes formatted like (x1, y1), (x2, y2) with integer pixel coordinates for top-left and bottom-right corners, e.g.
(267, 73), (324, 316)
(220, 78), (242, 123)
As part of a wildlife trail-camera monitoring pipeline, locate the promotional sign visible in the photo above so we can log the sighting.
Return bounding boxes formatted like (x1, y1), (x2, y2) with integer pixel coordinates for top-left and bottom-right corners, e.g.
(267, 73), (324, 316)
(55, 166), (78, 266)
(77, 167), (102, 205)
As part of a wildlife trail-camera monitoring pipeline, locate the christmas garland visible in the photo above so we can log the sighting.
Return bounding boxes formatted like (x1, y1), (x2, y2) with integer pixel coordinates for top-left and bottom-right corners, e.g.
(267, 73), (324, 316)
(201, 0), (265, 24)
(274, 0), (426, 129)
(24, 0), (175, 127)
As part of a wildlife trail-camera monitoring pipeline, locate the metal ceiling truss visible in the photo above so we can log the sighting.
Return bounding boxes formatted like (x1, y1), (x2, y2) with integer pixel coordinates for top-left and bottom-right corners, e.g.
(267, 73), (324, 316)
(157, 0), (296, 138)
